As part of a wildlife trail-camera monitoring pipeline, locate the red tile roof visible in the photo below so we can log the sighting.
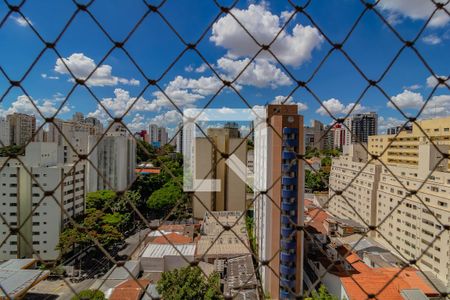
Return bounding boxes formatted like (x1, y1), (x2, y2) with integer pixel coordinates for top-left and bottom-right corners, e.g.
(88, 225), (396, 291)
(109, 279), (150, 300)
(152, 232), (192, 244)
(135, 168), (161, 174)
(341, 254), (438, 300)
(305, 207), (330, 234)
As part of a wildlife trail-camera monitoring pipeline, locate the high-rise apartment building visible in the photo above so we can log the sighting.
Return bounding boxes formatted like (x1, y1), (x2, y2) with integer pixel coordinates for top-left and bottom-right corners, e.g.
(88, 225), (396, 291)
(158, 127), (168, 146)
(7, 113), (36, 146)
(175, 123), (183, 154)
(193, 126), (247, 219)
(333, 124), (346, 149)
(0, 142), (86, 261)
(0, 117), (10, 147)
(149, 124), (159, 143)
(87, 131), (136, 192)
(304, 120), (325, 150)
(328, 144), (381, 235)
(47, 114), (102, 164)
(350, 112), (378, 143)
(330, 117), (450, 287)
(149, 124), (168, 147)
(254, 104), (304, 299)
(374, 143), (450, 287)
(368, 116), (450, 169)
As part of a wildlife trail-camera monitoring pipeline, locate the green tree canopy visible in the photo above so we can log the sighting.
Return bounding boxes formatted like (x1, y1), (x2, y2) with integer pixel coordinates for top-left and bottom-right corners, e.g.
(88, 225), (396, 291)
(321, 156), (332, 167)
(157, 266), (223, 300)
(136, 140), (156, 163)
(306, 285), (338, 300)
(305, 170), (329, 192)
(86, 190), (117, 210)
(147, 180), (181, 210)
(71, 289), (106, 300)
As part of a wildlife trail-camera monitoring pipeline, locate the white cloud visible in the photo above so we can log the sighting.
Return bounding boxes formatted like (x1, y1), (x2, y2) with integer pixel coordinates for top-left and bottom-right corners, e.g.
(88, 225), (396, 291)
(0, 95), (70, 118)
(271, 95), (308, 112)
(217, 57), (291, 88)
(422, 94), (450, 118)
(41, 73), (59, 80)
(422, 34), (442, 45)
(88, 88), (154, 122)
(388, 90), (424, 110)
(426, 75), (449, 88)
(150, 110), (182, 127)
(378, 116), (404, 133)
(184, 65), (194, 72)
(126, 113), (148, 132)
(387, 90), (450, 118)
(10, 15), (32, 27)
(280, 10), (296, 23)
(210, 4), (323, 67)
(402, 84), (421, 90)
(316, 98), (344, 116)
(195, 63), (208, 73)
(54, 53), (140, 87)
(378, 0), (450, 27)
(316, 98), (367, 116)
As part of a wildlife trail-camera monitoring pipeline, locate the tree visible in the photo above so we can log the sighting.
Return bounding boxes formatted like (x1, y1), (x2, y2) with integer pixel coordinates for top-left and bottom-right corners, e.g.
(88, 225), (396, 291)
(146, 178), (189, 219)
(0, 145), (23, 157)
(157, 266), (223, 300)
(321, 156), (332, 167)
(306, 285), (338, 300)
(136, 140), (156, 163)
(86, 190), (117, 210)
(71, 289), (106, 300)
(305, 170), (328, 192)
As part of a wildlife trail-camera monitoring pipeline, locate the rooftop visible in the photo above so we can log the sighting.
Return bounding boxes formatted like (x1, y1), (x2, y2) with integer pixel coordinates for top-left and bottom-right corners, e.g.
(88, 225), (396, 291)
(141, 243), (196, 258)
(196, 233), (250, 258)
(152, 232), (193, 244)
(305, 206), (330, 234)
(341, 254), (438, 300)
(226, 255), (258, 290)
(202, 211), (247, 236)
(109, 279), (150, 300)
(0, 259), (36, 270)
(0, 259), (49, 300)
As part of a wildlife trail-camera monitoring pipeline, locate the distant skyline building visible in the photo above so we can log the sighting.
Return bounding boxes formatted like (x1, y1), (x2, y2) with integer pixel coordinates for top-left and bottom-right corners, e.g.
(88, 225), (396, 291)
(254, 104), (304, 299)
(7, 113), (36, 147)
(175, 123), (183, 154)
(386, 124), (413, 135)
(149, 124), (159, 143)
(46, 113), (102, 164)
(333, 124), (346, 149)
(350, 112), (378, 143)
(87, 131), (136, 192)
(158, 127), (168, 146)
(0, 117), (10, 147)
(149, 124), (169, 147)
(304, 120), (325, 150)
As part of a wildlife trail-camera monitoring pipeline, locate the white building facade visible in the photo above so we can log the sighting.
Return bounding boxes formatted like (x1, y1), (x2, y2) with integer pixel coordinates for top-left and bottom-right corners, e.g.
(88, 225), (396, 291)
(0, 142), (86, 261)
(87, 132), (136, 192)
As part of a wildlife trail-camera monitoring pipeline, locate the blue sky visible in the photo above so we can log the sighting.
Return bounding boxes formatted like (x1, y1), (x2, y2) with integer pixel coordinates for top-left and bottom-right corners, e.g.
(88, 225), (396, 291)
(1, 0), (449, 136)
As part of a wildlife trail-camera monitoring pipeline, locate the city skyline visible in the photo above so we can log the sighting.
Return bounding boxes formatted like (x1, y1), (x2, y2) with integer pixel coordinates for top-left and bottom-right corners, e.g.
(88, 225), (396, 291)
(1, 1), (449, 299)
(1, 1), (449, 137)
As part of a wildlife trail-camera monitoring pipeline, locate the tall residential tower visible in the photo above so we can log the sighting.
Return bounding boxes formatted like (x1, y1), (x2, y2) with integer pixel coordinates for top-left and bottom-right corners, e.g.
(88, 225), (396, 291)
(254, 104), (304, 299)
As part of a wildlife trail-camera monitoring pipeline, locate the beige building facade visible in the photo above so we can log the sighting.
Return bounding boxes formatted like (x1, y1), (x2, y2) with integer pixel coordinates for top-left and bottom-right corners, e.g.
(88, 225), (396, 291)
(330, 117), (450, 288)
(193, 127), (247, 219)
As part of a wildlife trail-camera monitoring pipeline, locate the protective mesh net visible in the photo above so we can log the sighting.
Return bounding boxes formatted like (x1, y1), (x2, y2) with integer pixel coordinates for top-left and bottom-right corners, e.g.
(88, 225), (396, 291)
(0, 0), (449, 299)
